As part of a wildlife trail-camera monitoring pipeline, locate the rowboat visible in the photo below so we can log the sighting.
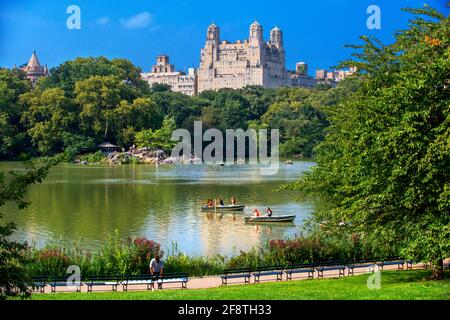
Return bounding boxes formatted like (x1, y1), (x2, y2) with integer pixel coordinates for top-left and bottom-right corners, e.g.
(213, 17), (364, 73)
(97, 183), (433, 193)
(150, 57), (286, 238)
(201, 204), (246, 212)
(245, 215), (296, 223)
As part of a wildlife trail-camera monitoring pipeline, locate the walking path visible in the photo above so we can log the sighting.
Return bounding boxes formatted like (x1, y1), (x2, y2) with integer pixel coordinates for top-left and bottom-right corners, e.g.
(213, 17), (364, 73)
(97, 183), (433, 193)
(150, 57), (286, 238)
(35, 260), (449, 294)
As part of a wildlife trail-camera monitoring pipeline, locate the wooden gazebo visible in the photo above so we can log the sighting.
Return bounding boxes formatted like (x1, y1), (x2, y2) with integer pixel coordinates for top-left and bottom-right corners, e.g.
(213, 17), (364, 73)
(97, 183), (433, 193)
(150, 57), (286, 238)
(98, 142), (120, 154)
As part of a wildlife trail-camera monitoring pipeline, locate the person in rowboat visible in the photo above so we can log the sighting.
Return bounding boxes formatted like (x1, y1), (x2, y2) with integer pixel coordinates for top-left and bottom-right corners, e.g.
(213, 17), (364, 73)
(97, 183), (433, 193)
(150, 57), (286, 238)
(219, 198), (225, 206)
(266, 207), (273, 217)
(231, 196), (237, 205)
(253, 209), (260, 217)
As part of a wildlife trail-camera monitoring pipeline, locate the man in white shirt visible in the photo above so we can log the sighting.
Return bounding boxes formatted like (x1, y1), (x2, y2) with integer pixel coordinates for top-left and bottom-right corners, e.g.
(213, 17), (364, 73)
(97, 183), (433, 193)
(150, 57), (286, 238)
(149, 255), (164, 291)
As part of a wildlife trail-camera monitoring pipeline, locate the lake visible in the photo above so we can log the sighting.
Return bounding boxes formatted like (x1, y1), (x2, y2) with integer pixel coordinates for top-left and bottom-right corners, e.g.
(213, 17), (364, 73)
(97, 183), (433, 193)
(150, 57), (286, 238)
(0, 161), (316, 256)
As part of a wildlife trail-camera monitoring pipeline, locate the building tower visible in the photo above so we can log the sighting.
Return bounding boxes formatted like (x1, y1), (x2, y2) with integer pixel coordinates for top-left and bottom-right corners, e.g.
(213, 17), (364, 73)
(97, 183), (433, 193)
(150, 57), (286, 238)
(249, 21), (263, 45)
(151, 55), (175, 73)
(270, 26), (283, 48)
(206, 23), (220, 45)
(296, 62), (308, 76)
(21, 50), (48, 86)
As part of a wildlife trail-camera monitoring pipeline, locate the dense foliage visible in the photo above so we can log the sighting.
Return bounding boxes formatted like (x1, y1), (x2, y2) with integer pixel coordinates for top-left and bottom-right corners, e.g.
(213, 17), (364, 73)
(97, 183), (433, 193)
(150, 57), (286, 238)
(0, 56), (352, 160)
(291, 7), (449, 279)
(0, 157), (58, 299)
(24, 231), (395, 278)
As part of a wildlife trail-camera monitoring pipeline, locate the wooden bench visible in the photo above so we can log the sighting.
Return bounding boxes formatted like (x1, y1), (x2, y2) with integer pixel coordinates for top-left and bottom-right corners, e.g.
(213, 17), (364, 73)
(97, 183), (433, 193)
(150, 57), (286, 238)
(315, 260), (348, 278)
(31, 276), (48, 293)
(348, 259), (377, 276)
(252, 266), (284, 283)
(284, 263), (316, 280)
(48, 276), (82, 293)
(221, 268), (252, 285)
(85, 275), (121, 292)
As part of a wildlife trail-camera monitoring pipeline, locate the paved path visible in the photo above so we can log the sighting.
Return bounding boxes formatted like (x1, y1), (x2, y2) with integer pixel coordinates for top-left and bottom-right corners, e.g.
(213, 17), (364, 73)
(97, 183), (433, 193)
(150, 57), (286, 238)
(34, 260), (449, 294)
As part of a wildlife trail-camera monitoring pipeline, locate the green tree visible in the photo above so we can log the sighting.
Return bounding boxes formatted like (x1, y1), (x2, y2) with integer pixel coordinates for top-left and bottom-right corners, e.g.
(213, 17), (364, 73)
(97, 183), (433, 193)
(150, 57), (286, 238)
(135, 116), (177, 152)
(40, 57), (149, 97)
(112, 98), (163, 147)
(74, 75), (128, 142)
(0, 158), (58, 299)
(20, 88), (76, 156)
(0, 69), (31, 159)
(291, 7), (449, 279)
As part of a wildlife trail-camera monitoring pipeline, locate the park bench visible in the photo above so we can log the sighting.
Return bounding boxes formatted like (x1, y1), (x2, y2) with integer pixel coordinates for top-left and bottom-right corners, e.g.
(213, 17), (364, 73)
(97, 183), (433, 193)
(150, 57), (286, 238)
(347, 259), (377, 276)
(85, 275), (122, 292)
(122, 274), (155, 291)
(48, 276), (82, 293)
(376, 257), (407, 270)
(221, 268), (252, 285)
(31, 276), (48, 293)
(315, 260), (349, 278)
(122, 273), (188, 291)
(251, 266), (284, 283)
(284, 263), (316, 280)
(155, 273), (188, 290)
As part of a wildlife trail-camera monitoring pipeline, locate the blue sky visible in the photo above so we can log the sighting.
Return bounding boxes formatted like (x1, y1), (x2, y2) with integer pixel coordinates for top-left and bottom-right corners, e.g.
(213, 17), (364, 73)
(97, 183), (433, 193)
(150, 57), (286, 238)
(0, 0), (448, 75)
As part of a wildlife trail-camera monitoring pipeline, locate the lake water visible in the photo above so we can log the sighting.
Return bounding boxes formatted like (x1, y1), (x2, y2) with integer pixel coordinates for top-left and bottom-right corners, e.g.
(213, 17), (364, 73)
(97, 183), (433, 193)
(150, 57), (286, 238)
(0, 161), (316, 256)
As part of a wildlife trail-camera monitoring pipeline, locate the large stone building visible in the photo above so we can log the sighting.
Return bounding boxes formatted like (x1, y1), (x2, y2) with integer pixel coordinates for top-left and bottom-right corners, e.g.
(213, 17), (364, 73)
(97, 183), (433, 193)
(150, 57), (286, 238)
(141, 55), (197, 96)
(197, 22), (315, 93)
(20, 50), (48, 86)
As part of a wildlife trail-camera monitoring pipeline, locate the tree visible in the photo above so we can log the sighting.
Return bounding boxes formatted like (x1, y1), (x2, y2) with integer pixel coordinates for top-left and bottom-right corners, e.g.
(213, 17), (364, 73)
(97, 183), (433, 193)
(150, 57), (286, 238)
(0, 158), (59, 299)
(240, 85), (276, 120)
(20, 88), (76, 156)
(134, 116), (177, 152)
(40, 57), (149, 98)
(74, 75), (128, 142)
(0, 69), (31, 159)
(112, 98), (163, 147)
(291, 6), (449, 279)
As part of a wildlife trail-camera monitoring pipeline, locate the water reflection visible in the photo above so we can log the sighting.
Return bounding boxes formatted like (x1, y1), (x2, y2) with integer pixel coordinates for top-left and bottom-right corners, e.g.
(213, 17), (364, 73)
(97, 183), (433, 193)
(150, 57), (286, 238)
(0, 161), (315, 256)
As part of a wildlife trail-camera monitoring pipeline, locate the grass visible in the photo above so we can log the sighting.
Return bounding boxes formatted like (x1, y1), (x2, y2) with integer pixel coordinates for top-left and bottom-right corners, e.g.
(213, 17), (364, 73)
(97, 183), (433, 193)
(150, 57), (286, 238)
(30, 270), (450, 300)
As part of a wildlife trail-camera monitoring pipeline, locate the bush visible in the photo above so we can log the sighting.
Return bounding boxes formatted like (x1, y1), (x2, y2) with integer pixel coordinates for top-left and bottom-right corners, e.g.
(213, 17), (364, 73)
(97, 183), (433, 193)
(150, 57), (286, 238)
(164, 243), (226, 276)
(25, 232), (398, 278)
(78, 151), (105, 163)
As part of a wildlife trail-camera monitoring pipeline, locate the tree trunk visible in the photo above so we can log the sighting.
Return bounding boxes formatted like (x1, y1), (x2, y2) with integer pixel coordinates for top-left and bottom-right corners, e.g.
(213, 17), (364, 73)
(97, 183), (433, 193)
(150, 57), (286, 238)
(430, 258), (444, 280)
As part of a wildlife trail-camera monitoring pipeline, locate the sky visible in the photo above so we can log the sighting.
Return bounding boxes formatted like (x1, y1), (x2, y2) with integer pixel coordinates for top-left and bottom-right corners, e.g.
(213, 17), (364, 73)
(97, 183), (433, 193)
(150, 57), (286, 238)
(0, 0), (448, 76)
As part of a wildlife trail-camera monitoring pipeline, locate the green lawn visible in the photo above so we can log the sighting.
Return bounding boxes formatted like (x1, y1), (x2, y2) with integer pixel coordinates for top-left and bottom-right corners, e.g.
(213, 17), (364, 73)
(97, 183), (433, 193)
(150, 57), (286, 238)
(30, 270), (450, 300)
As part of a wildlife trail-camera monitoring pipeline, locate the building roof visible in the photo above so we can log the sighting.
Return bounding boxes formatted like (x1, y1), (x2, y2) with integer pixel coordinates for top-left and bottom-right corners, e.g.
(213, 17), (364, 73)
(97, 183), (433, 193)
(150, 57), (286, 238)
(98, 142), (119, 148)
(27, 50), (42, 69)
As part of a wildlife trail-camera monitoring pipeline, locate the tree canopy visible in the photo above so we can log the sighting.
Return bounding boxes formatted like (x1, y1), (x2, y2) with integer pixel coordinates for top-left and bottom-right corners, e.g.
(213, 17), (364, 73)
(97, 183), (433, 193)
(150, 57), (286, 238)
(291, 6), (449, 279)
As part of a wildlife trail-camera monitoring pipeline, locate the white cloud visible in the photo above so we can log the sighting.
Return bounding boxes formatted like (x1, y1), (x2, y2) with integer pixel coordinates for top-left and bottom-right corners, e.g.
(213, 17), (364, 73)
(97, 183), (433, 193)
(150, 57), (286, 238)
(96, 17), (110, 26)
(121, 12), (153, 29)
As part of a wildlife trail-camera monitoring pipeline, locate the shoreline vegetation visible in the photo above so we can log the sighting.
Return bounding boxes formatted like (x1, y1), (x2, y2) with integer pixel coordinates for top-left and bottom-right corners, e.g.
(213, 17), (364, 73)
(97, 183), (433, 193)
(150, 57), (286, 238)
(25, 231), (398, 278)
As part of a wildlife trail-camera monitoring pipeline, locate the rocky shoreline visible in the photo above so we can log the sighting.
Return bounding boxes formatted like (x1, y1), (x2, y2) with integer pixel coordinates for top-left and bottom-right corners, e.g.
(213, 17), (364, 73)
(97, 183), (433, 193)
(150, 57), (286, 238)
(75, 148), (201, 165)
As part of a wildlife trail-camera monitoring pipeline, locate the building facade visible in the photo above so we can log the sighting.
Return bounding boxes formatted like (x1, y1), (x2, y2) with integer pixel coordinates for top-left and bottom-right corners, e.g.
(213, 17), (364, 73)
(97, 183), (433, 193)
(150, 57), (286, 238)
(315, 67), (357, 85)
(20, 50), (48, 86)
(141, 55), (197, 96)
